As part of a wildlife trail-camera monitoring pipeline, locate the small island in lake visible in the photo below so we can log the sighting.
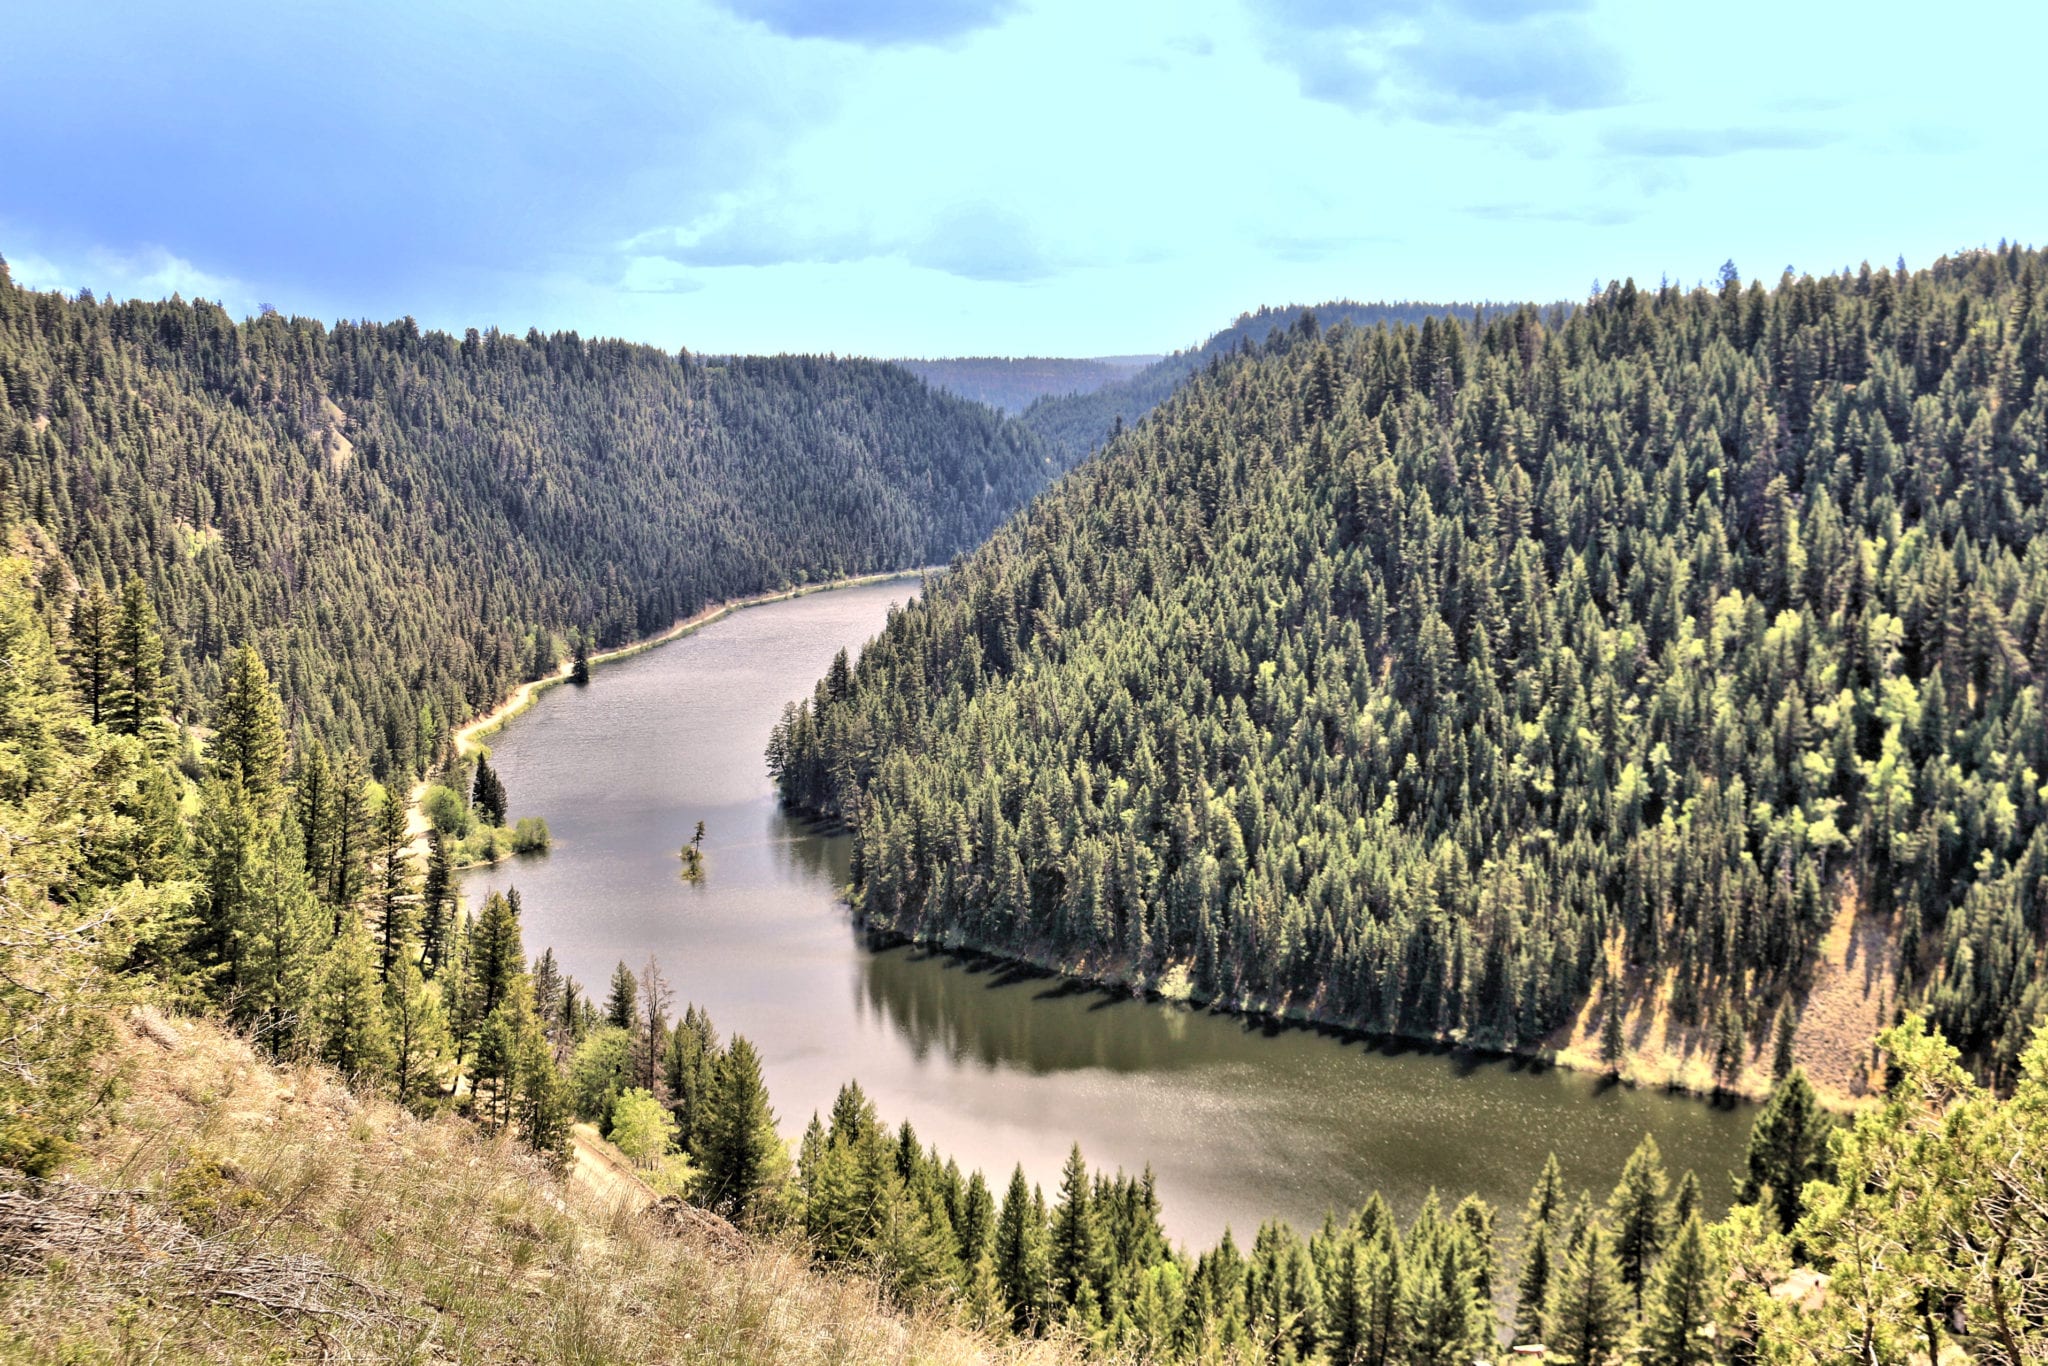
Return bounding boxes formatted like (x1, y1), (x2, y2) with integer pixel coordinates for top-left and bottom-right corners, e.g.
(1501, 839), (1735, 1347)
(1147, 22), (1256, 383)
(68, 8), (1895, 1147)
(679, 819), (706, 880)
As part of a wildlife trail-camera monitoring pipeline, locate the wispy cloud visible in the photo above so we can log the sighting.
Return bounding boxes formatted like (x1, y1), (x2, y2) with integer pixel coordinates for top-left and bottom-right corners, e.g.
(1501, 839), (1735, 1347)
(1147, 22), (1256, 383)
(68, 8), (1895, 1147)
(630, 198), (1069, 283)
(1602, 125), (1835, 158)
(5, 243), (253, 312)
(708, 0), (1021, 46)
(1246, 0), (1629, 124)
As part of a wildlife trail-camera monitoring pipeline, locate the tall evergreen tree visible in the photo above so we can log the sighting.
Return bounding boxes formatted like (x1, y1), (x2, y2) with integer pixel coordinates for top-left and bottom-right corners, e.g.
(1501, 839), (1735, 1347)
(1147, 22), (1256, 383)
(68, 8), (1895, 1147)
(213, 645), (286, 798)
(66, 585), (113, 725)
(692, 1035), (781, 1222)
(107, 576), (164, 739)
(1642, 1213), (1716, 1366)
(604, 959), (638, 1029)
(1545, 1221), (1628, 1366)
(995, 1164), (1051, 1334)
(1608, 1134), (1670, 1309)
(311, 914), (393, 1081)
(1738, 1067), (1831, 1233)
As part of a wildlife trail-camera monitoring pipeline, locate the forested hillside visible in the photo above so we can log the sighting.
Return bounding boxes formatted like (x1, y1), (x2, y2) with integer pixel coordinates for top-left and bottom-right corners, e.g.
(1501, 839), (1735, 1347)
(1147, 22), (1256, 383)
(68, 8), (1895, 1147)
(5, 506), (2045, 1363)
(773, 249), (2048, 1087)
(895, 357), (1153, 414)
(0, 261), (1053, 778)
(1019, 301), (1521, 464)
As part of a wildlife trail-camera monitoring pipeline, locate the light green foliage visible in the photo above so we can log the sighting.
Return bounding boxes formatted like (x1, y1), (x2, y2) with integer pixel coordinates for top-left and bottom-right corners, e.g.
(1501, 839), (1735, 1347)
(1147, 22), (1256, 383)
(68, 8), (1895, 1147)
(0, 560), (192, 1173)
(511, 816), (550, 853)
(311, 914), (393, 1081)
(609, 1086), (679, 1167)
(421, 784), (470, 837)
(1744, 1016), (2048, 1366)
(567, 1025), (635, 1130)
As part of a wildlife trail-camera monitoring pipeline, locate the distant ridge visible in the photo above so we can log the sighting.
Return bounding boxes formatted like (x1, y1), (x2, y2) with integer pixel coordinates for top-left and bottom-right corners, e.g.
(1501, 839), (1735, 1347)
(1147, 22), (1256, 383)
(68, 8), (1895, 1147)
(1019, 297), (1536, 464)
(893, 355), (1157, 414)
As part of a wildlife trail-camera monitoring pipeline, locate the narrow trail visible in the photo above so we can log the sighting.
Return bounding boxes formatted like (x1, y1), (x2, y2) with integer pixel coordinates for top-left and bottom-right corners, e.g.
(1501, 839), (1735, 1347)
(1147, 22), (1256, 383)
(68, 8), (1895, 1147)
(402, 567), (933, 846)
(568, 1122), (659, 1213)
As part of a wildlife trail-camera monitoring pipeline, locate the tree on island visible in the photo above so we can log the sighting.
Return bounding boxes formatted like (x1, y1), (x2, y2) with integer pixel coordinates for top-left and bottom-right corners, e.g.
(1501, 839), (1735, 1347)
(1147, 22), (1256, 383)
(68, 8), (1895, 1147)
(680, 821), (707, 880)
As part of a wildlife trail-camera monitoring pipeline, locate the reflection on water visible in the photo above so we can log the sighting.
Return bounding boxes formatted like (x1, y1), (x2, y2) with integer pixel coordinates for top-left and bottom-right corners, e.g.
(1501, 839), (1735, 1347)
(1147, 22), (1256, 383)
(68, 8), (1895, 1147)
(460, 577), (1754, 1248)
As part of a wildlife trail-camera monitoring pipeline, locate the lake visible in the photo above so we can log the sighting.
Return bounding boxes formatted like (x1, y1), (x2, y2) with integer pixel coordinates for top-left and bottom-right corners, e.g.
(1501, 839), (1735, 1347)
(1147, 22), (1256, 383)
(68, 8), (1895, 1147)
(459, 575), (1752, 1248)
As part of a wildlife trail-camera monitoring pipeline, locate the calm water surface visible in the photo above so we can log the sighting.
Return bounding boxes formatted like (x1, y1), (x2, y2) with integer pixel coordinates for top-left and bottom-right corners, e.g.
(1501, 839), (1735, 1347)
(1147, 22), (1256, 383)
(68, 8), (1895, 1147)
(461, 578), (1752, 1247)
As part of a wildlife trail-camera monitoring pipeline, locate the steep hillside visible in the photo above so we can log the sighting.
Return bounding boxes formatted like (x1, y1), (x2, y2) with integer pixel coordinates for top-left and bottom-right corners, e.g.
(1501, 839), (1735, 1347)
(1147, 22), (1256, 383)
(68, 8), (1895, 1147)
(0, 261), (1054, 778)
(0, 1008), (1061, 1365)
(774, 249), (2048, 1089)
(895, 357), (1154, 414)
(1019, 300), (1526, 465)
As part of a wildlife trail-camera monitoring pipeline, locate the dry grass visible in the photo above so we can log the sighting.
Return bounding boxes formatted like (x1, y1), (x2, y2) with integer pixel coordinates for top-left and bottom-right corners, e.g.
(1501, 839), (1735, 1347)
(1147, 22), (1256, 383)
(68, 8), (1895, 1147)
(0, 1010), (1079, 1366)
(1549, 887), (1891, 1109)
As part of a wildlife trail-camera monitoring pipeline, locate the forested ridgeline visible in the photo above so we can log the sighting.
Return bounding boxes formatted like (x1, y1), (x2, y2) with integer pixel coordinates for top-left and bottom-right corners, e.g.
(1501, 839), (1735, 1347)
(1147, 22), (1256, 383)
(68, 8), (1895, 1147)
(772, 248), (2048, 1088)
(0, 259), (1053, 779)
(1018, 300), (1524, 464)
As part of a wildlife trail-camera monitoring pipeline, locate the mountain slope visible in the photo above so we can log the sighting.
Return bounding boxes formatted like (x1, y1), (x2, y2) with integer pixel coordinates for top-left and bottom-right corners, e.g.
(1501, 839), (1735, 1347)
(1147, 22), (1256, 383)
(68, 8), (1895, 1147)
(1018, 299), (1527, 465)
(894, 356), (1153, 414)
(774, 249), (2048, 1088)
(0, 263), (1054, 777)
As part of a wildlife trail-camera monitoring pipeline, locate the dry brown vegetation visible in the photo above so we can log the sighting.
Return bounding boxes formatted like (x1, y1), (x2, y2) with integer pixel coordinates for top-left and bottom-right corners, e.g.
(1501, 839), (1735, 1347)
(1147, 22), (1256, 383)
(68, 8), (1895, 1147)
(1550, 887), (1894, 1108)
(0, 1010), (1081, 1366)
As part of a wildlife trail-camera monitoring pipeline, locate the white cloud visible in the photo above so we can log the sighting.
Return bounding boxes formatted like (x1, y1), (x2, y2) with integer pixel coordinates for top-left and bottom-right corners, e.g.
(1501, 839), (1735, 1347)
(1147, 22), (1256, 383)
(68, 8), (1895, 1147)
(7, 243), (254, 313)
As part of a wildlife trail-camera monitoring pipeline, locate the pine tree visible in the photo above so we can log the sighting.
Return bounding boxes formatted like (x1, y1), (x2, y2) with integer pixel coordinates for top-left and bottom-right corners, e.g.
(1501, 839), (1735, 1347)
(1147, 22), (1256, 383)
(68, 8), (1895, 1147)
(107, 576), (164, 738)
(472, 756), (507, 826)
(66, 585), (114, 725)
(1667, 1169), (1702, 1228)
(1712, 1003), (1747, 1094)
(466, 890), (525, 1025)
(311, 914), (393, 1081)
(1514, 1222), (1553, 1345)
(571, 632), (591, 686)
(1642, 1214), (1716, 1366)
(1607, 1134), (1669, 1309)
(1739, 1067), (1831, 1232)
(419, 831), (453, 977)
(386, 955), (450, 1107)
(1600, 991), (1627, 1075)
(604, 959), (637, 1029)
(370, 790), (413, 980)
(995, 1164), (1051, 1334)
(213, 645), (286, 797)
(1526, 1151), (1567, 1232)
(514, 1011), (570, 1155)
(1544, 1221), (1627, 1366)
(1771, 1000), (1798, 1080)
(1049, 1143), (1099, 1308)
(692, 1034), (781, 1222)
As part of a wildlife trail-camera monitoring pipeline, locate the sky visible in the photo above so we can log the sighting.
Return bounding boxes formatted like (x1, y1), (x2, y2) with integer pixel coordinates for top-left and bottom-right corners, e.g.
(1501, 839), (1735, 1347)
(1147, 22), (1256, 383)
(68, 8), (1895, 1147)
(2, 0), (2040, 358)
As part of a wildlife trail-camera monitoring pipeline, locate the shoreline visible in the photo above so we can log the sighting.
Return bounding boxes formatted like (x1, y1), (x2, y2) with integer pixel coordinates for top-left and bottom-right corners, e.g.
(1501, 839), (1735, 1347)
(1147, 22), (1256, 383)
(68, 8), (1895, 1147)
(845, 911), (1867, 1114)
(403, 567), (935, 848)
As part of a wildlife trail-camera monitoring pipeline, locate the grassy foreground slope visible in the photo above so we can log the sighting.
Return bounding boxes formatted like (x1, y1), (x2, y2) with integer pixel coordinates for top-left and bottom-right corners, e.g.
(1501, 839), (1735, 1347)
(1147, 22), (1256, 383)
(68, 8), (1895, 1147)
(0, 1008), (1064, 1366)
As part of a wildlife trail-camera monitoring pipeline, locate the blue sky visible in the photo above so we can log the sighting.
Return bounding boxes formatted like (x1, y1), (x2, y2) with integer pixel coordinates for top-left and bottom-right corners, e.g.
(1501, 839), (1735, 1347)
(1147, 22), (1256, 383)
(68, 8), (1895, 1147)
(3, 0), (2039, 357)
